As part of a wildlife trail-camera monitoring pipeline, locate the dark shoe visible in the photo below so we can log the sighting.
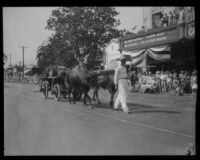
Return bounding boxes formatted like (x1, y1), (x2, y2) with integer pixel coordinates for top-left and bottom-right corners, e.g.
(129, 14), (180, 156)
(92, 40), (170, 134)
(123, 109), (131, 114)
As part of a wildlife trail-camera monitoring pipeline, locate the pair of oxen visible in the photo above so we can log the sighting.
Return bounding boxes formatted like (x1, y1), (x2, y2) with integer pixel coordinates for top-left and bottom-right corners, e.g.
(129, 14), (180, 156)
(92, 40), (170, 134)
(47, 65), (116, 109)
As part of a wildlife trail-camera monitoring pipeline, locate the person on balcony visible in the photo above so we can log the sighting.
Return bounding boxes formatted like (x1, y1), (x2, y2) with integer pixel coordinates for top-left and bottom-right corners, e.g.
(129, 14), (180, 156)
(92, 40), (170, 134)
(162, 13), (169, 27)
(168, 11), (174, 26)
(138, 26), (145, 34)
(178, 8), (185, 24)
(173, 10), (179, 24)
(187, 7), (194, 22)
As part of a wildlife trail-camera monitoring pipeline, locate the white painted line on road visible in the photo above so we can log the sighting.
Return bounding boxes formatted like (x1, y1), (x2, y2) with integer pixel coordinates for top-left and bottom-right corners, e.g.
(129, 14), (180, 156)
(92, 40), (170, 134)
(5, 90), (195, 140)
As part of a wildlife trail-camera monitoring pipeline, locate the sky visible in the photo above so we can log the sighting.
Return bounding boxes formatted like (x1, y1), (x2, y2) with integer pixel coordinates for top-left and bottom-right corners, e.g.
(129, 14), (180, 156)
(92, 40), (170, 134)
(3, 7), (143, 67)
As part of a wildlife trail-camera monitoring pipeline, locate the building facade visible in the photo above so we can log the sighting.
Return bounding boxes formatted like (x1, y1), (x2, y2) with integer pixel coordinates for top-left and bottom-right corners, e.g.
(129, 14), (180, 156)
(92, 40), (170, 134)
(104, 39), (121, 69)
(120, 6), (195, 73)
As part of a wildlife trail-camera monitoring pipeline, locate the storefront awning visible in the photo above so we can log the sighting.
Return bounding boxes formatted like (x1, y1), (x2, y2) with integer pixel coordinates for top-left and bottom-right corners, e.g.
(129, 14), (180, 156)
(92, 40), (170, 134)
(24, 69), (32, 75)
(148, 45), (171, 61)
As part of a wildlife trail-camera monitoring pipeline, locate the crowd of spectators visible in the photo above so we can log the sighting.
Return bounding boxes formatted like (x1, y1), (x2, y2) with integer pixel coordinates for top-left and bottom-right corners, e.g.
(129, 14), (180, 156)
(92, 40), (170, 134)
(129, 69), (197, 96)
(5, 74), (39, 85)
(23, 74), (39, 85)
(153, 7), (195, 29)
(137, 7), (195, 34)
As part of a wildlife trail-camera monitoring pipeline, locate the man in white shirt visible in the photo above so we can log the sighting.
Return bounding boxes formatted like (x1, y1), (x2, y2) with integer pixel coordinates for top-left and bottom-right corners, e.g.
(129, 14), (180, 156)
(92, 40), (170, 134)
(114, 55), (131, 114)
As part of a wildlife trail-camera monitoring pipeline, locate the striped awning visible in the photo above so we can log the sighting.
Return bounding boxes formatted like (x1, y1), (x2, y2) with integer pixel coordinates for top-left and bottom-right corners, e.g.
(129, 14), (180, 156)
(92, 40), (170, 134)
(122, 45), (171, 65)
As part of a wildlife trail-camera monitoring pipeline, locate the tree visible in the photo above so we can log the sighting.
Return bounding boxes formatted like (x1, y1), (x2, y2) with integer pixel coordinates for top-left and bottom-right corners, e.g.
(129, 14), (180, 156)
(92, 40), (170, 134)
(37, 7), (121, 70)
(4, 53), (8, 65)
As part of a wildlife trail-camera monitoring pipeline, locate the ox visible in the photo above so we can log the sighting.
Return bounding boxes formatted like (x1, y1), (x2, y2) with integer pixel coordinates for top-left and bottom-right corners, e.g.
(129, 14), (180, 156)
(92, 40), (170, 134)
(88, 70), (116, 106)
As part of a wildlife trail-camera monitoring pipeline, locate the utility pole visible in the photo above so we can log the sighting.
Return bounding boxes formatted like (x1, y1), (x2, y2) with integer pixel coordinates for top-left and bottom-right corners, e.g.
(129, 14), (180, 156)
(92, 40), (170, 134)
(19, 46), (28, 79)
(9, 54), (12, 67)
(119, 30), (123, 54)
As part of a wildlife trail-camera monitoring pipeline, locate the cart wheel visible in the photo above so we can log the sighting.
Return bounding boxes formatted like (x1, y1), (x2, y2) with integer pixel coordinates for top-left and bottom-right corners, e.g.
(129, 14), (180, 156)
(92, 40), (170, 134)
(42, 81), (48, 98)
(53, 83), (61, 101)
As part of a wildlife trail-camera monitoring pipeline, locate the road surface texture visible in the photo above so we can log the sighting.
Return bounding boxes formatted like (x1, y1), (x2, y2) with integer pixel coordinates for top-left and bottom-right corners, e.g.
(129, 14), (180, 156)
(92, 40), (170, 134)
(4, 82), (196, 155)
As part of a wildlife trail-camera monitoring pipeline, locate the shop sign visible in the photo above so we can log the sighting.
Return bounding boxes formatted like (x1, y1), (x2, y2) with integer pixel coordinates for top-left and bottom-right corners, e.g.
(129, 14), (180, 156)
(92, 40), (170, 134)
(123, 29), (178, 50)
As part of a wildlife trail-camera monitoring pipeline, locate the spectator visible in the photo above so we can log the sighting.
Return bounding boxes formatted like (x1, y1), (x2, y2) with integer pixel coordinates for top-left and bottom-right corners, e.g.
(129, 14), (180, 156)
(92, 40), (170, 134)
(173, 10), (179, 24)
(153, 22), (158, 29)
(179, 71), (185, 82)
(190, 71), (197, 95)
(186, 73), (192, 93)
(179, 8), (185, 24)
(130, 71), (137, 87)
(172, 74), (179, 92)
(160, 16), (164, 27)
(160, 71), (167, 92)
(155, 71), (161, 93)
(182, 72), (191, 94)
(188, 7), (195, 22)
(166, 71), (172, 92)
(168, 11), (174, 25)
(162, 13), (169, 27)
(138, 26), (145, 34)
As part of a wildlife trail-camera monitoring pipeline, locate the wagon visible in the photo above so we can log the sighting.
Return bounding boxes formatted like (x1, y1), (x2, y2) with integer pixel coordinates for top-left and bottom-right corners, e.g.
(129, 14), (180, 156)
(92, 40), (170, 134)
(40, 75), (70, 101)
(39, 65), (71, 101)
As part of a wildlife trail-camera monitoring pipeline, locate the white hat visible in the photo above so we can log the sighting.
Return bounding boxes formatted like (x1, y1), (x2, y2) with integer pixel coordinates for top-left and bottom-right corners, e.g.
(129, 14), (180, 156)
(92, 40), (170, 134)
(120, 54), (126, 61)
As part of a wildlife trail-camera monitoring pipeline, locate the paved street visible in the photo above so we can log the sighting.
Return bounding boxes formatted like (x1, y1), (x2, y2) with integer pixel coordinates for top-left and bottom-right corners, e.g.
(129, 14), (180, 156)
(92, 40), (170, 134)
(4, 82), (196, 155)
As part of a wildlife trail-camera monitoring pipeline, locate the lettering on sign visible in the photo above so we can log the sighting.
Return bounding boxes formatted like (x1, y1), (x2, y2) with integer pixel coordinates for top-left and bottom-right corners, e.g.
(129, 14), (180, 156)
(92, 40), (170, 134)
(123, 29), (178, 49)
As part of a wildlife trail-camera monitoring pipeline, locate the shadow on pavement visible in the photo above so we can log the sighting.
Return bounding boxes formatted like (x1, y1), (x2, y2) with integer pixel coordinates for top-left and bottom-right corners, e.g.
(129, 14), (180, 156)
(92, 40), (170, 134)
(45, 97), (55, 100)
(93, 103), (112, 109)
(4, 85), (12, 88)
(127, 102), (181, 114)
(133, 110), (181, 114)
(93, 102), (181, 114)
(127, 102), (157, 109)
